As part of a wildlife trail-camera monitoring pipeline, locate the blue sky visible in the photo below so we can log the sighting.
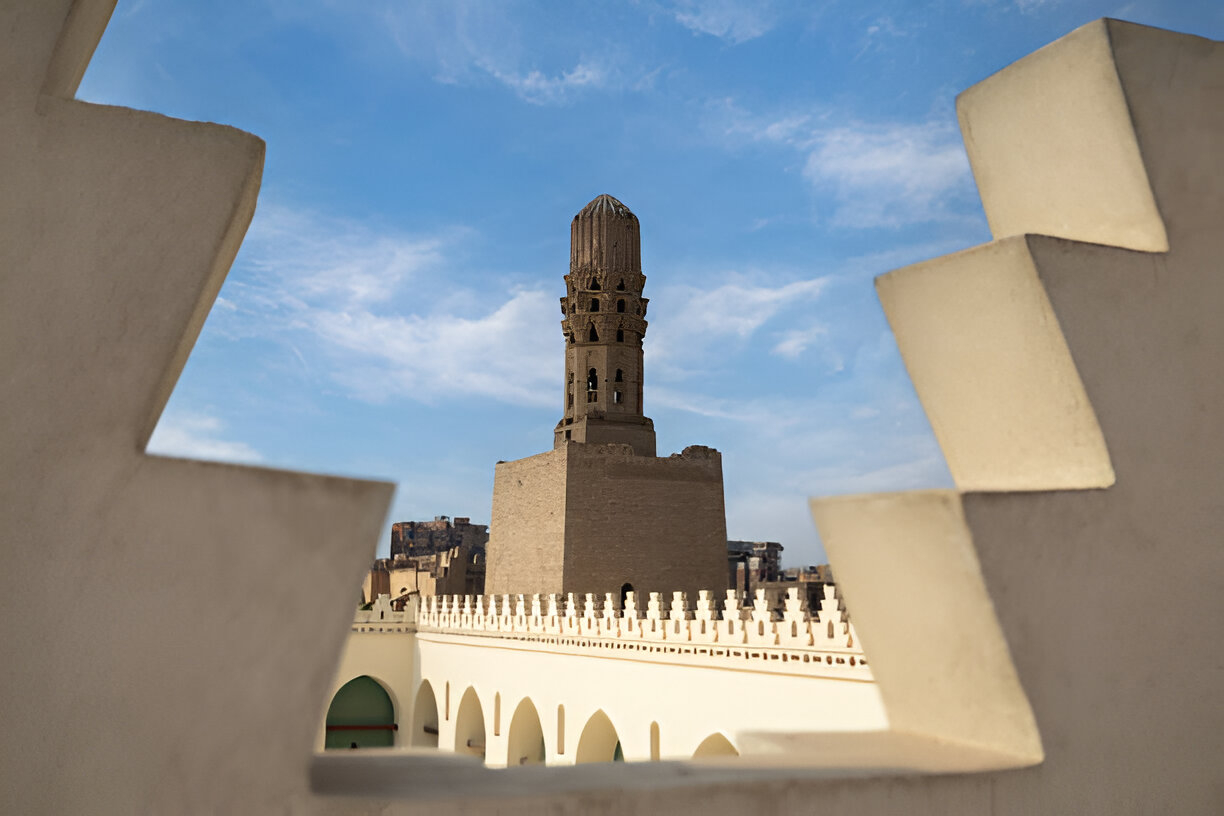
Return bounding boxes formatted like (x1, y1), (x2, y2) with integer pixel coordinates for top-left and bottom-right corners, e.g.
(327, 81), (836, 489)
(81, 0), (1222, 566)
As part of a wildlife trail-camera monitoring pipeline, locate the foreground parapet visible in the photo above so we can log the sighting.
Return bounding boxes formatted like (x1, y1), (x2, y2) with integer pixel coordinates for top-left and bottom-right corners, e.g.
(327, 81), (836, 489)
(813, 18), (1223, 813)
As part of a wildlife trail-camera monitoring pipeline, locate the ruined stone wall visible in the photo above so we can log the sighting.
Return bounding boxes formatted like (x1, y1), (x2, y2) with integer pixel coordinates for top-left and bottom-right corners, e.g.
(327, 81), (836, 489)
(485, 448), (569, 595)
(486, 444), (728, 599)
(562, 444), (727, 600)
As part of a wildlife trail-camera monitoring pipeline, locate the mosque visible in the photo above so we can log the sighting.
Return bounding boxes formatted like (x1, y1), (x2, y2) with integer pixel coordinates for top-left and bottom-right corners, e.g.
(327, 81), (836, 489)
(2, 5), (1219, 813)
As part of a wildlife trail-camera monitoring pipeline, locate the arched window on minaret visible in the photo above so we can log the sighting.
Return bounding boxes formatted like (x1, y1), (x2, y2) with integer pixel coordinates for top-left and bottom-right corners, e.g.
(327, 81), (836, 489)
(589, 298), (599, 312)
(588, 325), (599, 342)
(587, 368), (598, 391)
(616, 299), (625, 313)
(616, 279), (625, 291)
(590, 278), (600, 290)
(615, 369), (623, 382)
(616, 329), (624, 342)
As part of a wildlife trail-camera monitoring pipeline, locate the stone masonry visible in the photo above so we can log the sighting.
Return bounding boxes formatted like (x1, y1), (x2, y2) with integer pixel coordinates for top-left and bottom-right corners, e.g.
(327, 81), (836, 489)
(487, 195), (728, 600)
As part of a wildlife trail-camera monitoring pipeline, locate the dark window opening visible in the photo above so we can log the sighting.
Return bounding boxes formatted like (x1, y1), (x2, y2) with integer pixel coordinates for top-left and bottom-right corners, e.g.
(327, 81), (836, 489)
(565, 430), (571, 440)
(589, 298), (599, 312)
(615, 369), (623, 382)
(613, 390), (622, 404)
(567, 393), (573, 407)
(589, 278), (600, 290)
(568, 372), (573, 383)
(588, 325), (599, 342)
(587, 368), (598, 391)
(616, 280), (625, 291)
(616, 299), (625, 313)
(616, 329), (624, 342)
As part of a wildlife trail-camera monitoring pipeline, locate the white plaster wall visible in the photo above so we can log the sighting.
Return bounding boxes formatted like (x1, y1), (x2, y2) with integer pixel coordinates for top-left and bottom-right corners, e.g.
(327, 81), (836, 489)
(414, 633), (886, 767)
(323, 632), (418, 750)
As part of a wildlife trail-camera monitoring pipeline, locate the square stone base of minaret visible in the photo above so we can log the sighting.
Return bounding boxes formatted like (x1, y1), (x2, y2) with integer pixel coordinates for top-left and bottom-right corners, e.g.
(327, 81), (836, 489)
(485, 443), (728, 600)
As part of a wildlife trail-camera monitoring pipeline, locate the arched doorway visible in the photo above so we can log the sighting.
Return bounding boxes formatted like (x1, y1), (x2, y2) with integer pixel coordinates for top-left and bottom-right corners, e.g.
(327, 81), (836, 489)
(575, 709), (622, 764)
(692, 732), (738, 758)
(411, 680), (439, 748)
(454, 687), (486, 760)
(506, 698), (546, 766)
(324, 675), (395, 749)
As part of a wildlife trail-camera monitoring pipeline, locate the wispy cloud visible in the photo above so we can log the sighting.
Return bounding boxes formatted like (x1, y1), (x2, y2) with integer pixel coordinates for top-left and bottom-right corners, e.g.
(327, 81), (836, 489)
(373, 2), (638, 105)
(666, 0), (779, 43)
(802, 121), (974, 228)
(713, 101), (978, 228)
(771, 323), (829, 360)
(222, 203), (557, 407)
(242, 204), (451, 311)
(647, 275), (829, 374)
(306, 291), (557, 406)
(478, 60), (609, 106)
(148, 412), (263, 464)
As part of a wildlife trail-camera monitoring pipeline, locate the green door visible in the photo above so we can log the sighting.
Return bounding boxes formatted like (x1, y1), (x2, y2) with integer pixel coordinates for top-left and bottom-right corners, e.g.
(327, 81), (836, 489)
(324, 676), (395, 749)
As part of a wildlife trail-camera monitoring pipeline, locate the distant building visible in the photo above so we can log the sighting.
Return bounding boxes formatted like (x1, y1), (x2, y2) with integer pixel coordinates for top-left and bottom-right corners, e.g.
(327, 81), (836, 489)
(390, 515), (487, 558)
(363, 516), (488, 604)
(485, 195), (728, 601)
(726, 540), (783, 595)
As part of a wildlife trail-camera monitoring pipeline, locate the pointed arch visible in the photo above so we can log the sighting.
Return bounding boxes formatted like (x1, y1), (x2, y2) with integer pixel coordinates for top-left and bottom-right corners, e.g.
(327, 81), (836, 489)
(575, 709), (621, 764)
(411, 680), (439, 748)
(588, 325), (599, 342)
(506, 697), (546, 766)
(324, 675), (395, 750)
(692, 732), (739, 758)
(454, 686), (486, 759)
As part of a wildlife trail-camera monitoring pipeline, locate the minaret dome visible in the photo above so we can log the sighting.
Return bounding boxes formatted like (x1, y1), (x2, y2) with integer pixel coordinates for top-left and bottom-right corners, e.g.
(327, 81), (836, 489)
(554, 194), (656, 457)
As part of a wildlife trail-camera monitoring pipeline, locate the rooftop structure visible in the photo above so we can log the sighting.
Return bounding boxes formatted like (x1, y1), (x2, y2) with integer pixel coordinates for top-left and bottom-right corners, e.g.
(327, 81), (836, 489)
(2, 7), (1220, 814)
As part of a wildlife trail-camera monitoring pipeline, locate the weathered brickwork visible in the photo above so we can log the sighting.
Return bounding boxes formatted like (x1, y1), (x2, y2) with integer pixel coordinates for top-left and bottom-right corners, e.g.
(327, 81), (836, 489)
(487, 194), (728, 601)
(486, 448), (569, 595)
(562, 443), (727, 600)
(554, 194), (656, 457)
(487, 443), (727, 599)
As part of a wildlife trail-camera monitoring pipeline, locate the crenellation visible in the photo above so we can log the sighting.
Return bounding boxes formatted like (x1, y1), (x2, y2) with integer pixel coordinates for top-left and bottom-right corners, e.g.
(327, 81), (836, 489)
(407, 584), (869, 677)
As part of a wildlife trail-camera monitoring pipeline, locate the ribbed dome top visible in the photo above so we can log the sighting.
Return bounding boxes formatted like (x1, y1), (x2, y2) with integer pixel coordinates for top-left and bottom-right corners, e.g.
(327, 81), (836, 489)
(575, 194), (637, 221)
(571, 194), (640, 273)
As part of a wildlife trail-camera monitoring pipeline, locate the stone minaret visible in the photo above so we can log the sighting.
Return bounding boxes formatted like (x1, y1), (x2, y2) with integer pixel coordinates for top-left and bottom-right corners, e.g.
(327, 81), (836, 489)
(554, 194), (656, 457)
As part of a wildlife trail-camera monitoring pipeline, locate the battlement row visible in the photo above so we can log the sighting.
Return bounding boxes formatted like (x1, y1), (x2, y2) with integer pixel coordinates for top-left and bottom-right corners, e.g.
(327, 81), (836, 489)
(356, 585), (866, 657)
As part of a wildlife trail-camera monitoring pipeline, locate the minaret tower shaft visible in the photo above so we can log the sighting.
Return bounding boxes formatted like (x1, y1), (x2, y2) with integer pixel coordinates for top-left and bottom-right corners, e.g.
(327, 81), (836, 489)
(553, 194), (656, 457)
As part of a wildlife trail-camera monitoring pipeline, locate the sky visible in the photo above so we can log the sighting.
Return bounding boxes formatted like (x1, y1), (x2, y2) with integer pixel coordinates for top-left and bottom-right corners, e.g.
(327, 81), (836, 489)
(80, 0), (1222, 566)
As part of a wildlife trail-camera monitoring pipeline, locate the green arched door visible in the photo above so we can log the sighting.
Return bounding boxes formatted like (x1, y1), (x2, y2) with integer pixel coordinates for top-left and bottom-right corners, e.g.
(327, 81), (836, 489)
(324, 676), (396, 749)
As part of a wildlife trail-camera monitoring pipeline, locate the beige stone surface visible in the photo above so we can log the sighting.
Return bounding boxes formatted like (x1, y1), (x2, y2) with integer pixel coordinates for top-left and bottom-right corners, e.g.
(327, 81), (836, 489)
(875, 237), (1114, 491)
(486, 448), (569, 595)
(487, 444), (727, 599)
(958, 20), (1168, 252)
(5, 7), (1222, 815)
(0, 1), (392, 812)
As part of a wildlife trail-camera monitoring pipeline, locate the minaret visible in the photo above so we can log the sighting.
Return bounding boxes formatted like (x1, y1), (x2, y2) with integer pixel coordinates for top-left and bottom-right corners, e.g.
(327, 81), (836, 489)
(553, 194), (657, 457)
